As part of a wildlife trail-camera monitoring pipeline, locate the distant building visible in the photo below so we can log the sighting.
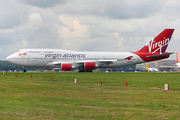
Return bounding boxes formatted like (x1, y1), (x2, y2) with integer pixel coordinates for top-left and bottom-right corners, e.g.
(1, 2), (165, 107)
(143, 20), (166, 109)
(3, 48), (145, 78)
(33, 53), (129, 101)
(136, 60), (178, 72)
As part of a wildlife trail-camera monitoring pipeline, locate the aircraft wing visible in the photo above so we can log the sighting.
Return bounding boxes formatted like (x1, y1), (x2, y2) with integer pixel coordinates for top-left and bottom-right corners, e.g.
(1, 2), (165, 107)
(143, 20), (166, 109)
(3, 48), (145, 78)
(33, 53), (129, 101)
(98, 60), (117, 64)
(146, 52), (174, 58)
(47, 61), (62, 66)
(76, 60), (118, 64)
(47, 60), (119, 66)
(76, 60), (97, 63)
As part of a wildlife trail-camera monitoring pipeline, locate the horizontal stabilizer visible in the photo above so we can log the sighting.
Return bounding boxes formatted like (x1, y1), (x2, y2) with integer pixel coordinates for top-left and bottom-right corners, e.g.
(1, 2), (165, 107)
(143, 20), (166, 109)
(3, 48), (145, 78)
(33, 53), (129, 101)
(146, 52), (174, 58)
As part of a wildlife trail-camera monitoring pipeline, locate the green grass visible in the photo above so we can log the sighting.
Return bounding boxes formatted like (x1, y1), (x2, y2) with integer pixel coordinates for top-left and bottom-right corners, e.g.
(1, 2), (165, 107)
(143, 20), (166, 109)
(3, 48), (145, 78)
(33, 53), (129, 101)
(1, 72), (180, 119)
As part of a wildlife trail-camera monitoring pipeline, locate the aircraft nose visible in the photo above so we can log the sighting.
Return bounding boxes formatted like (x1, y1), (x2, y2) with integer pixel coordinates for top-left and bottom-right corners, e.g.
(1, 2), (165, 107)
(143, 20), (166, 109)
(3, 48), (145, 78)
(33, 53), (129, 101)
(6, 53), (17, 64)
(6, 55), (12, 62)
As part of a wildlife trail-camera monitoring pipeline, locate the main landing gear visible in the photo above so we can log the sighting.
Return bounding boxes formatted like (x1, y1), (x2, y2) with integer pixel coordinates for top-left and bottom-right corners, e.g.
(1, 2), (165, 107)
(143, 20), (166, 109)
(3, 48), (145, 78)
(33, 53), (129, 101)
(23, 69), (26, 72)
(78, 69), (93, 72)
(22, 67), (26, 72)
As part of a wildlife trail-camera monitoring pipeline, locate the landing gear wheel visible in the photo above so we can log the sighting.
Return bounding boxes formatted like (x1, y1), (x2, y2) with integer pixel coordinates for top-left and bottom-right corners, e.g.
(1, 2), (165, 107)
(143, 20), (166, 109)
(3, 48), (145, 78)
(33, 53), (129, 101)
(78, 70), (85, 72)
(23, 69), (26, 72)
(85, 70), (93, 72)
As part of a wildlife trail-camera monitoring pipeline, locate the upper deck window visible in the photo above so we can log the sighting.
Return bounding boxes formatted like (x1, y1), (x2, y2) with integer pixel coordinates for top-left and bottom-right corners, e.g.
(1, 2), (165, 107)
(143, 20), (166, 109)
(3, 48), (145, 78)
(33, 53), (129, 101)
(28, 51), (40, 53)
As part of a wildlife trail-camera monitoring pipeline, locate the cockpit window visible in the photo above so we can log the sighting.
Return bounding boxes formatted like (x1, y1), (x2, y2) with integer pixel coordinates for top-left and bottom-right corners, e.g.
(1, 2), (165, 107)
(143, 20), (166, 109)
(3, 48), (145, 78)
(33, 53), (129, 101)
(18, 49), (28, 53)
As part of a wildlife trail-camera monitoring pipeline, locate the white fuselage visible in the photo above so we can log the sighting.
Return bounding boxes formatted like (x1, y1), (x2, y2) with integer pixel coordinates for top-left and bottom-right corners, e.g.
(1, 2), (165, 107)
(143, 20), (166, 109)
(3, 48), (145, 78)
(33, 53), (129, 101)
(6, 49), (145, 69)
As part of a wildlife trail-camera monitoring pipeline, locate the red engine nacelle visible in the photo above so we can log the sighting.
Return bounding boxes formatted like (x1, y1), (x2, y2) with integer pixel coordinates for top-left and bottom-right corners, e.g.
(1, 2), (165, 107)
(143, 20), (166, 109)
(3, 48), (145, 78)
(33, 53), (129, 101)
(84, 62), (96, 70)
(61, 64), (72, 71)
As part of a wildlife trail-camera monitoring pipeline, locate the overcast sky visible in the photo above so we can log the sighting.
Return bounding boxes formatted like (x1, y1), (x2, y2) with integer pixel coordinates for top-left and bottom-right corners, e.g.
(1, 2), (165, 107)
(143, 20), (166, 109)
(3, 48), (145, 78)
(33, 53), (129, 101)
(1, 0), (180, 60)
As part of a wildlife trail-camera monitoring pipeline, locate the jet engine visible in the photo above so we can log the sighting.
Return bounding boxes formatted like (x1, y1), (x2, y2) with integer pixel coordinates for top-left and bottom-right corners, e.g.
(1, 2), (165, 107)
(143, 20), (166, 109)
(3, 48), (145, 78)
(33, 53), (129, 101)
(61, 64), (75, 71)
(84, 62), (98, 70)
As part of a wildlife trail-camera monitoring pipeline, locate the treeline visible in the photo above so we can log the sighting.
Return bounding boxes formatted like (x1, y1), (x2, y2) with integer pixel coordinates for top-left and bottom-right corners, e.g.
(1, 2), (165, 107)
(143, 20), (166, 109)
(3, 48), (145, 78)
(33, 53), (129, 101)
(0, 61), (37, 71)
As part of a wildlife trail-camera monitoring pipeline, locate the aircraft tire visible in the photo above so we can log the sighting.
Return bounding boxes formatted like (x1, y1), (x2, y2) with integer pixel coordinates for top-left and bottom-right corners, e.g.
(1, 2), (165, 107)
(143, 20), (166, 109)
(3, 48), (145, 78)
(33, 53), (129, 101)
(23, 69), (26, 72)
(78, 70), (85, 72)
(85, 70), (93, 72)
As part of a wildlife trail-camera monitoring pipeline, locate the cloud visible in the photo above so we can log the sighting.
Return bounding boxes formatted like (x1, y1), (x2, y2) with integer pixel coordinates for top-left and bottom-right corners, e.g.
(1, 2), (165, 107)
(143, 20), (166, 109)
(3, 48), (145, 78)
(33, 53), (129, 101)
(28, 12), (44, 29)
(94, 0), (163, 19)
(57, 14), (90, 50)
(0, 37), (12, 45)
(0, 6), (65, 58)
(0, 0), (180, 60)
(58, 14), (89, 38)
(17, 0), (67, 8)
(52, 0), (163, 19)
(0, 0), (28, 29)
(90, 31), (106, 38)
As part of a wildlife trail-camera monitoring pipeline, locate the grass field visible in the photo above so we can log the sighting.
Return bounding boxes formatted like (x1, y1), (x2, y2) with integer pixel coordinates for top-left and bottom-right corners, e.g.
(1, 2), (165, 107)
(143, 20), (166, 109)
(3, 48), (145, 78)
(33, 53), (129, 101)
(1, 72), (180, 120)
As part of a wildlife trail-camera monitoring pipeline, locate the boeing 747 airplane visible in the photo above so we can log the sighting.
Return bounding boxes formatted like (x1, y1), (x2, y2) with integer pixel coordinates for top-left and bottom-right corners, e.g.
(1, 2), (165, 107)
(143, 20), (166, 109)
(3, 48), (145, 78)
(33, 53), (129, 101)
(6, 29), (174, 72)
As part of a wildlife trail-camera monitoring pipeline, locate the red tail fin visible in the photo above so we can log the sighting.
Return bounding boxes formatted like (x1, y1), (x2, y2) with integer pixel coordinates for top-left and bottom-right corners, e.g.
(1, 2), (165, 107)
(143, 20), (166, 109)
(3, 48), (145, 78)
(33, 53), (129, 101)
(176, 52), (180, 63)
(138, 29), (174, 54)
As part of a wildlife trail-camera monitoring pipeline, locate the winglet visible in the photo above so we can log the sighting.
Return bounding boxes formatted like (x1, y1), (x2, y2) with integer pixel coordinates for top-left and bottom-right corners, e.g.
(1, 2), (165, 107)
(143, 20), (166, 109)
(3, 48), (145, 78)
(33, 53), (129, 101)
(176, 52), (180, 63)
